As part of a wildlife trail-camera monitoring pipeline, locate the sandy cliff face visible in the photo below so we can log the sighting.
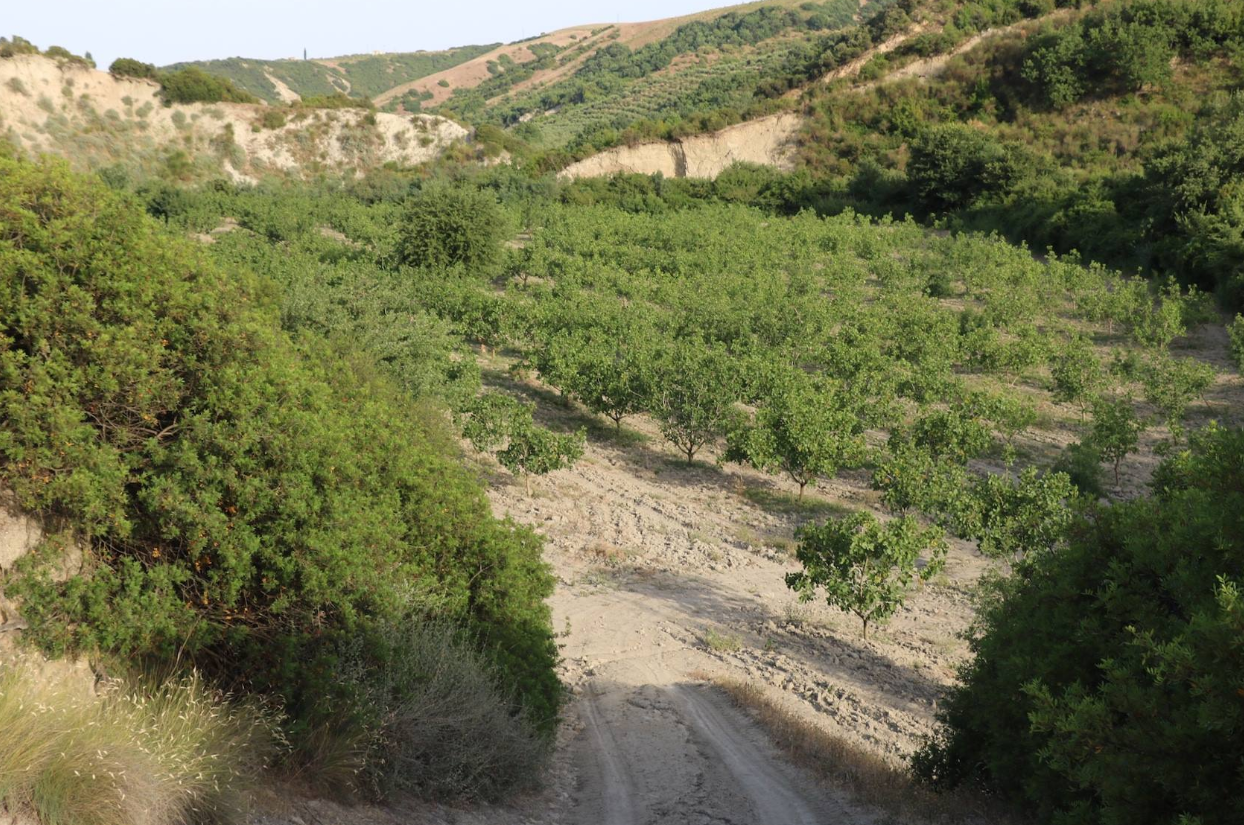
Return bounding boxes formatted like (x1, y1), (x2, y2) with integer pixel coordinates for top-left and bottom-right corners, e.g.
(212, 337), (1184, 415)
(0, 55), (467, 180)
(560, 111), (803, 180)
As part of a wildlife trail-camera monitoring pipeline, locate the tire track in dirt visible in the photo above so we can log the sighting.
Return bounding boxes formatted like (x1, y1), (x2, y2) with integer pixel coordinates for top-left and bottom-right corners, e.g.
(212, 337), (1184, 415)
(570, 680), (852, 825)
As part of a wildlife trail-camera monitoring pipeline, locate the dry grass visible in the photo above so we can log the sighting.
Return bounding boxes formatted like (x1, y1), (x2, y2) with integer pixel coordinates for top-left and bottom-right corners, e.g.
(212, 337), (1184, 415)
(0, 655), (278, 825)
(710, 676), (1015, 825)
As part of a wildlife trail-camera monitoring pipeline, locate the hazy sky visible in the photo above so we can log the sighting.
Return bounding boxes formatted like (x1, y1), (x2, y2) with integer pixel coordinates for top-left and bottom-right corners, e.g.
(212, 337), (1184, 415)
(8, 0), (735, 69)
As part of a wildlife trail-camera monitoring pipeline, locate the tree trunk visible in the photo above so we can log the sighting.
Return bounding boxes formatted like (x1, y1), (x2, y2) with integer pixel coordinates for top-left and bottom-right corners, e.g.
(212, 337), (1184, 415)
(797, 481), (806, 501)
(524, 474), (531, 496)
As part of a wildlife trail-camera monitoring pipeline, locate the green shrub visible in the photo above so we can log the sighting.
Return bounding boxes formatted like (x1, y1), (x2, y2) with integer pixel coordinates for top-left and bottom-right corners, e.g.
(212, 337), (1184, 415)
(397, 184), (506, 272)
(0, 36), (38, 58)
(157, 67), (258, 105)
(908, 125), (1031, 211)
(914, 423), (1244, 825)
(108, 57), (158, 80)
(1051, 440), (1106, 498)
(0, 157), (560, 762)
(259, 107), (287, 130)
(296, 92), (375, 110)
(1230, 314), (1244, 372)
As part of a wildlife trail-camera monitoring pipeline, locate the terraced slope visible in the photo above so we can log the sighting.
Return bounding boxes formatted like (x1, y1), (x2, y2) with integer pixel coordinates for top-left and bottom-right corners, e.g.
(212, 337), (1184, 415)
(167, 44), (498, 104)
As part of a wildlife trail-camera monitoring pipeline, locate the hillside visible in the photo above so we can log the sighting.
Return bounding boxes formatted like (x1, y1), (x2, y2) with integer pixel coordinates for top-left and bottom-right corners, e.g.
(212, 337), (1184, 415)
(0, 53), (466, 181)
(176, 1), (885, 121)
(166, 43), (499, 104)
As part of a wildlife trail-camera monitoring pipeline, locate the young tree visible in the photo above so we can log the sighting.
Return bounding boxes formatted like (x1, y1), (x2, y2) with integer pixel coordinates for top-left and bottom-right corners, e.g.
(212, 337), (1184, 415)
(651, 340), (739, 465)
(787, 512), (947, 638)
(498, 415), (585, 495)
(460, 392), (584, 493)
(726, 373), (866, 499)
(966, 467), (1080, 562)
(1140, 354), (1216, 438)
(1090, 396), (1146, 485)
(1050, 337), (1105, 417)
(1230, 314), (1244, 373)
(903, 404), (993, 465)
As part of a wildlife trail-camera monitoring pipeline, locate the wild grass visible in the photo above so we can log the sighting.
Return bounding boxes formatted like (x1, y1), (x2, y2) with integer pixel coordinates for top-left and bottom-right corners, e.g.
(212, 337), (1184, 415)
(739, 485), (849, 518)
(702, 628), (743, 653)
(0, 655), (278, 825)
(712, 677), (1014, 824)
(332, 620), (549, 802)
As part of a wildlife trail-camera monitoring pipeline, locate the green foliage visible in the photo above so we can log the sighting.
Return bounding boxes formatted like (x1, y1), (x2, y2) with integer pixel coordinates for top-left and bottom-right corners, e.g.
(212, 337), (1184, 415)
(908, 124), (1031, 211)
(397, 184), (506, 273)
(1051, 440), (1107, 498)
(498, 414), (585, 494)
(650, 340), (740, 464)
(258, 108), (287, 130)
(460, 392), (584, 493)
(963, 467), (1079, 561)
(726, 369), (867, 497)
(787, 511), (947, 637)
(157, 66), (258, 105)
(1230, 314), (1244, 372)
(1050, 336), (1105, 415)
(1139, 353), (1215, 436)
(0, 158), (559, 766)
(533, 316), (657, 430)
(296, 93), (375, 110)
(914, 424), (1244, 825)
(108, 57), (157, 80)
(0, 36), (39, 58)
(902, 403), (993, 464)
(1089, 396), (1147, 484)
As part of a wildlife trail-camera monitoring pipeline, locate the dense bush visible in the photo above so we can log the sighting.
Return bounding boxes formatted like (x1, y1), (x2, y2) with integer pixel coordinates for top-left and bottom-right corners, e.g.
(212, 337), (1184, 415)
(397, 184), (507, 272)
(157, 66), (258, 105)
(913, 424), (1244, 825)
(0, 158), (560, 775)
(108, 57), (158, 80)
(908, 124), (1031, 211)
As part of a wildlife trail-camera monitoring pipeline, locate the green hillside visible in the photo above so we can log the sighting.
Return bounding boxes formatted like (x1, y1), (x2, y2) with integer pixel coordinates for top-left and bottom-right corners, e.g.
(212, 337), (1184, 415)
(168, 43), (498, 102)
(437, 0), (886, 145)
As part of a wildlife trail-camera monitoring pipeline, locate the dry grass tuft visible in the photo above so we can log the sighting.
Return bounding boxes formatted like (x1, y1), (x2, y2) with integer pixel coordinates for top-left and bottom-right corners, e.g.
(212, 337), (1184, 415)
(710, 676), (1013, 824)
(0, 655), (279, 825)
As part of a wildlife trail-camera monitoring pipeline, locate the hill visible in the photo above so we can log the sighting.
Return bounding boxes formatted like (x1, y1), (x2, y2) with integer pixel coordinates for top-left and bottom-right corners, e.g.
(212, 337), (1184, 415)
(174, 1), (885, 119)
(165, 43), (499, 104)
(0, 52), (466, 181)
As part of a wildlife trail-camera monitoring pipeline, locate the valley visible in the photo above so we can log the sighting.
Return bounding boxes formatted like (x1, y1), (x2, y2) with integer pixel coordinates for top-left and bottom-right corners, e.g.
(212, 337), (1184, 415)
(2, 2), (1244, 825)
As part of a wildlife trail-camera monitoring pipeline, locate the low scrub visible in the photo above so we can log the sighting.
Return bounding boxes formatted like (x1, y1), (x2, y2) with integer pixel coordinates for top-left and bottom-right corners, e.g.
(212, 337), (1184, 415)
(340, 621), (549, 801)
(0, 656), (277, 825)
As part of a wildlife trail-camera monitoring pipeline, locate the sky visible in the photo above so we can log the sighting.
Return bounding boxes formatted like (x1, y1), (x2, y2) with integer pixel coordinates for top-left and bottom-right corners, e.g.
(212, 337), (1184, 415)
(7, 0), (740, 69)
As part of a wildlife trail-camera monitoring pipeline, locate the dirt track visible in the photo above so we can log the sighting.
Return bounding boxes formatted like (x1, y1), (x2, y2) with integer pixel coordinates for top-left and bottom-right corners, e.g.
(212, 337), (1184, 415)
(571, 682), (849, 825)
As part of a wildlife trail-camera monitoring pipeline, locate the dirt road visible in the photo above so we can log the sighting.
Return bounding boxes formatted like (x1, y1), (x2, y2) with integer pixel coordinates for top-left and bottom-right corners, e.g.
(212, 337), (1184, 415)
(570, 681), (845, 825)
